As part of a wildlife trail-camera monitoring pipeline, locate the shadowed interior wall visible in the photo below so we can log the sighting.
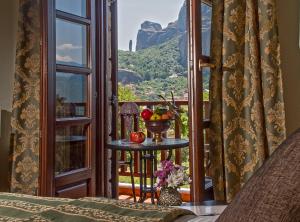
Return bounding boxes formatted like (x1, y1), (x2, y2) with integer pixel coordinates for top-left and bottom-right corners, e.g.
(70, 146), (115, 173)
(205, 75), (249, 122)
(277, 0), (300, 135)
(0, 0), (18, 191)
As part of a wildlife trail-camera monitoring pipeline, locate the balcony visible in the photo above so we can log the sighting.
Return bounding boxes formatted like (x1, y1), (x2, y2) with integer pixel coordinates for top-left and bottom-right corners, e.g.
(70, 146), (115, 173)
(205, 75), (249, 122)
(117, 100), (211, 202)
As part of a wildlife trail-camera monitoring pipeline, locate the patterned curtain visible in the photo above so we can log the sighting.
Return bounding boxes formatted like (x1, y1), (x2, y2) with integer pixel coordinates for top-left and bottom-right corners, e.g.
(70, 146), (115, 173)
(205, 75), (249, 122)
(10, 0), (41, 195)
(209, 0), (286, 202)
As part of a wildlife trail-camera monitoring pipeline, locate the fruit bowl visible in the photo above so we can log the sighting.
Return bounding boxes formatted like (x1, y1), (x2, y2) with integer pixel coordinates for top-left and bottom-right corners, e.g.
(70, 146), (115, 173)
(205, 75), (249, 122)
(145, 120), (171, 143)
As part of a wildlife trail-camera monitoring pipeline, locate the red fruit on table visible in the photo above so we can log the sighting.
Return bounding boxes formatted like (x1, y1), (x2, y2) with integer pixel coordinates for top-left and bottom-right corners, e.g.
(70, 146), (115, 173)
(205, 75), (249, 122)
(130, 132), (146, 143)
(141, 108), (153, 120)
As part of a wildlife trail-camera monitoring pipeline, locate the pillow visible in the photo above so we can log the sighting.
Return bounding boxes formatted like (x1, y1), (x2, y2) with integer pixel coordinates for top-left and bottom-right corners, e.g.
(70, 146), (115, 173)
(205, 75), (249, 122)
(217, 129), (300, 222)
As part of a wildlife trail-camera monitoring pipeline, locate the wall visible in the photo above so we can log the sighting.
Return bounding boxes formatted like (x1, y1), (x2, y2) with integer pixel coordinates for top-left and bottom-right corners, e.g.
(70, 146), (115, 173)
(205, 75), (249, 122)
(277, 0), (300, 135)
(0, 0), (18, 191)
(0, 0), (18, 112)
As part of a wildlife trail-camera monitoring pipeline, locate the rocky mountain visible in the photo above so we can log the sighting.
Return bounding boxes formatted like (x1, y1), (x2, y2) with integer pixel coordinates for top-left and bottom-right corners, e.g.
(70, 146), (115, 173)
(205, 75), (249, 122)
(136, 21), (182, 51)
(136, 2), (187, 52)
(135, 1), (211, 67)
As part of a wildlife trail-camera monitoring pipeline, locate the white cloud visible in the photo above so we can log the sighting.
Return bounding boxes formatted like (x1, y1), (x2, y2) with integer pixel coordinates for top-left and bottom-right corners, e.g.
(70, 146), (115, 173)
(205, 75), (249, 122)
(57, 43), (82, 50)
(56, 54), (74, 62)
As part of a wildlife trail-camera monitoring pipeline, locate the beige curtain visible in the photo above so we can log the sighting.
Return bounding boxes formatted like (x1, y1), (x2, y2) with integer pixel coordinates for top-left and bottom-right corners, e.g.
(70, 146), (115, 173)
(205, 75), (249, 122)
(10, 0), (41, 195)
(209, 0), (286, 202)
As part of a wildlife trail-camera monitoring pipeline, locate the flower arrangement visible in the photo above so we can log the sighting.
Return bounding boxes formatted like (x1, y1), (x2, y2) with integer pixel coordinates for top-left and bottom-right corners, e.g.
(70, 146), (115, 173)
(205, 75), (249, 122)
(154, 160), (191, 189)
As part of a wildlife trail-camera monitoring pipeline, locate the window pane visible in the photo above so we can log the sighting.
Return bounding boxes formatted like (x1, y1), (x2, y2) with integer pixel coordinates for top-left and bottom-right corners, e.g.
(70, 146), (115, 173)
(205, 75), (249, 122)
(55, 125), (87, 175)
(202, 3), (212, 56)
(56, 19), (87, 67)
(56, 0), (86, 17)
(56, 72), (87, 118)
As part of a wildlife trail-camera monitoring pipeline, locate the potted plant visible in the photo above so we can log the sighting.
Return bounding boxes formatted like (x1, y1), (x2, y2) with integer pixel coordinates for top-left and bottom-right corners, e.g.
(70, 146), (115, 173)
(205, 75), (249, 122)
(155, 160), (191, 206)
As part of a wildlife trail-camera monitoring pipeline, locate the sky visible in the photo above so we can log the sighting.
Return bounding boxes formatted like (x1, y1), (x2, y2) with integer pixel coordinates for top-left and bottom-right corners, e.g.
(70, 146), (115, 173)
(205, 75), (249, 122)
(118, 0), (185, 51)
(55, 0), (186, 64)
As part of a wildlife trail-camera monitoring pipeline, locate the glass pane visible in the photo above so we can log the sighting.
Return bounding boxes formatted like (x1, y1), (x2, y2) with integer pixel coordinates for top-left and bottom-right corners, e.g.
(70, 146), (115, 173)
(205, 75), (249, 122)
(56, 72), (87, 118)
(55, 125), (87, 175)
(202, 3), (212, 56)
(56, 0), (86, 17)
(56, 19), (87, 67)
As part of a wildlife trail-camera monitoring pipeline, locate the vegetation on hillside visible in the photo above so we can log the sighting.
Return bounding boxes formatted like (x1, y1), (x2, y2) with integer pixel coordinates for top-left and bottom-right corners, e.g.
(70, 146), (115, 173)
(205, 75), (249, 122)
(118, 84), (137, 102)
(118, 36), (210, 102)
(119, 36), (186, 81)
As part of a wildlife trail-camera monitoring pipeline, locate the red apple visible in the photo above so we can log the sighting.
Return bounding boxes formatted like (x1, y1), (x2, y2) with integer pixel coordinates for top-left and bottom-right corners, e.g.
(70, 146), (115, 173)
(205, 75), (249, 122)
(141, 108), (153, 120)
(130, 132), (146, 143)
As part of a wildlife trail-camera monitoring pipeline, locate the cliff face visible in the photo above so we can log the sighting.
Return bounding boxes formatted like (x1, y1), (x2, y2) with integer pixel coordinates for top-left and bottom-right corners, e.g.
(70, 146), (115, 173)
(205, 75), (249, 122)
(135, 1), (211, 67)
(118, 69), (142, 84)
(136, 2), (187, 51)
(136, 21), (182, 51)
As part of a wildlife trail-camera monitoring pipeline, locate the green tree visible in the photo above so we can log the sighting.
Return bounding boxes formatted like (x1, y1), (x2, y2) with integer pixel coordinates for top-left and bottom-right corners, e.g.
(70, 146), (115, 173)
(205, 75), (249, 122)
(118, 83), (138, 102)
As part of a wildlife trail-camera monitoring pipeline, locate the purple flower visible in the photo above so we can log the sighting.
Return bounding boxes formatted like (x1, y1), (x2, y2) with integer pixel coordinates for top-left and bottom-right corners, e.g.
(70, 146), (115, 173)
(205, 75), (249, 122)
(154, 160), (191, 188)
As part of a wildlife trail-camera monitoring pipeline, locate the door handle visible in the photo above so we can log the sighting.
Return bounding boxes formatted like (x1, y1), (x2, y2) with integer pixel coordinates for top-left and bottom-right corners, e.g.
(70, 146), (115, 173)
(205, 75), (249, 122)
(199, 60), (216, 70)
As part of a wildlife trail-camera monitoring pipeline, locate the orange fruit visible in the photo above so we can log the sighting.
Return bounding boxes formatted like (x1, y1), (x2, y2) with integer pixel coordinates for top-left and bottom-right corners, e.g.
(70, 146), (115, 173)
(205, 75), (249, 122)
(161, 114), (170, 120)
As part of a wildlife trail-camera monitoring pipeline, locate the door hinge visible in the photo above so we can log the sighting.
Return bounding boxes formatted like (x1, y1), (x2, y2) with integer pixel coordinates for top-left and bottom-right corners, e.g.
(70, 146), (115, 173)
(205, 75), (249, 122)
(110, 94), (118, 107)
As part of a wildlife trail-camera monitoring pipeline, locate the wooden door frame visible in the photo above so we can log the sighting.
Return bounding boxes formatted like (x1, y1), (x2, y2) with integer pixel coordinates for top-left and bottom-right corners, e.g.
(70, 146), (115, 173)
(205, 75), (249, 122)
(40, 0), (55, 196)
(109, 0), (119, 199)
(94, 0), (119, 198)
(95, 0), (109, 197)
(187, 0), (205, 202)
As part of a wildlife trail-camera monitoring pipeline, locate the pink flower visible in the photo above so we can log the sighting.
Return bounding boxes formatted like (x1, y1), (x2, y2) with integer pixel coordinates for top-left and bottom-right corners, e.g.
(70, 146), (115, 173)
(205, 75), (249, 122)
(154, 160), (191, 189)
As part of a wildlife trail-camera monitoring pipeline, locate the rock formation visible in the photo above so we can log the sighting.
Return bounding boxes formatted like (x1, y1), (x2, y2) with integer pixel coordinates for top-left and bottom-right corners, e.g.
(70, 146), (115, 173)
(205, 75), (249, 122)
(118, 69), (142, 84)
(135, 1), (211, 63)
(129, 40), (133, 52)
(135, 2), (189, 67)
(135, 2), (187, 51)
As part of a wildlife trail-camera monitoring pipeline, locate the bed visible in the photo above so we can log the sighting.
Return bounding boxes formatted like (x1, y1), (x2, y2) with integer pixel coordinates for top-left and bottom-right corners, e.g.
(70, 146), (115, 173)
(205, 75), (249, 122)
(0, 192), (199, 222)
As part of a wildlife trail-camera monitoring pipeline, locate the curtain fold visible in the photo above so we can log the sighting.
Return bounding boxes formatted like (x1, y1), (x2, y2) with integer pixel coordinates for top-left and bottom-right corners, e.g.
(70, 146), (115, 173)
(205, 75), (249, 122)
(209, 0), (286, 202)
(10, 0), (41, 195)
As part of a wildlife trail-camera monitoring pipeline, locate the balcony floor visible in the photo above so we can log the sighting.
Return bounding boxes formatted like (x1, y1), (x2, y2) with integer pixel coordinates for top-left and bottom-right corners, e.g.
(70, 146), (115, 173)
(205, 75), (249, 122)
(119, 195), (156, 204)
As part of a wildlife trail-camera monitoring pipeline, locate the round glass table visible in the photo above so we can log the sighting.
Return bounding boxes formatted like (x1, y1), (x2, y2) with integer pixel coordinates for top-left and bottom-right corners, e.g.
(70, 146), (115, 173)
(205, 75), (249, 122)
(107, 138), (189, 204)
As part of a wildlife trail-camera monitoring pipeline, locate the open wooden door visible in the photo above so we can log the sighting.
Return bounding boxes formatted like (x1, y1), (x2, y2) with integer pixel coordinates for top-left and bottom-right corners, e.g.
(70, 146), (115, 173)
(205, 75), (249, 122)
(188, 0), (212, 202)
(41, 0), (97, 198)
